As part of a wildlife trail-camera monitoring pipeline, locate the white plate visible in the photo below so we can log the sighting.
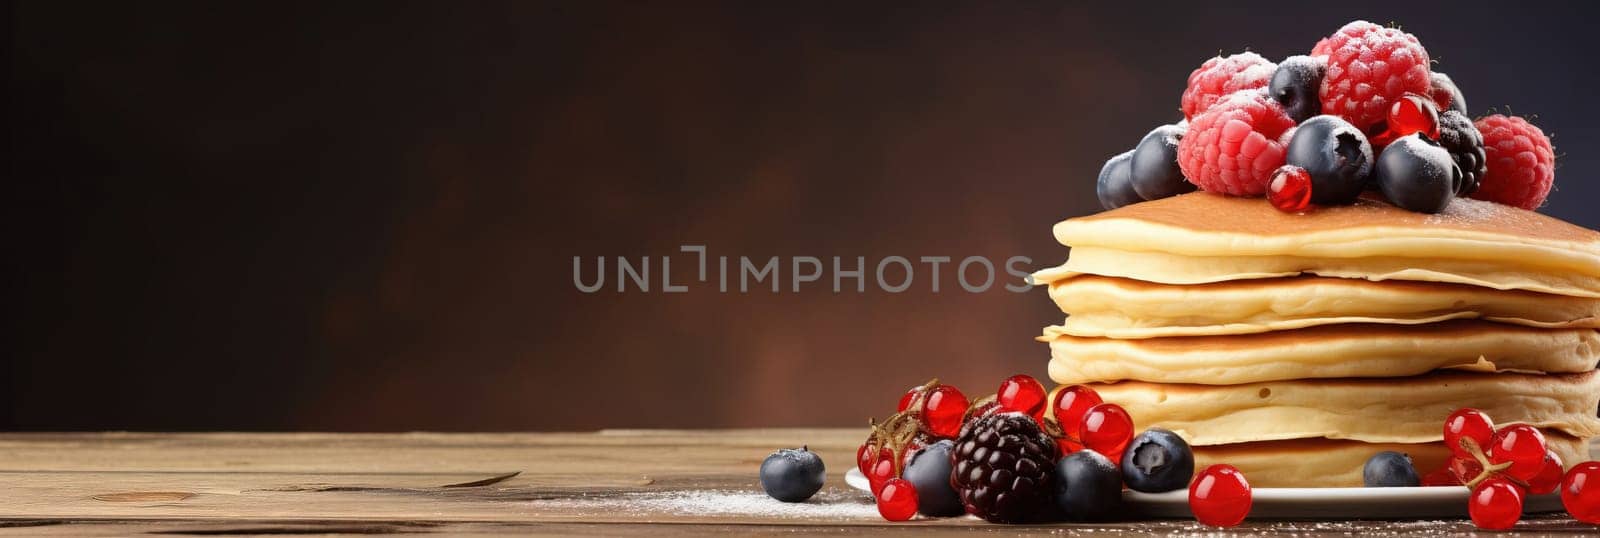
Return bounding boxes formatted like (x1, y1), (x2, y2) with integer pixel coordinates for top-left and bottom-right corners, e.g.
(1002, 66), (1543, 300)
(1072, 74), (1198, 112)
(844, 468), (1562, 519)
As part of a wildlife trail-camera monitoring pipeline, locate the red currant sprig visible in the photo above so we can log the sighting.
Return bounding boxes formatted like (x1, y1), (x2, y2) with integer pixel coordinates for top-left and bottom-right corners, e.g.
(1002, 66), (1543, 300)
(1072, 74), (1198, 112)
(1440, 409), (1546, 491)
(859, 378), (965, 491)
(1438, 408), (1571, 531)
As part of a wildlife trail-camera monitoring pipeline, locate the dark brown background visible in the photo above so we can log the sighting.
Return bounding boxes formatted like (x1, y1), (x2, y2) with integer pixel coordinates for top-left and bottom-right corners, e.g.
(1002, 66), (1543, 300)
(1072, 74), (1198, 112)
(9, 1), (1599, 431)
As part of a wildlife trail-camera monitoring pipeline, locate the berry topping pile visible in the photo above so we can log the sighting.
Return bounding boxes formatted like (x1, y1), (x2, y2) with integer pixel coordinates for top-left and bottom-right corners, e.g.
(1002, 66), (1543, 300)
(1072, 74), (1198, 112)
(1095, 20), (1557, 215)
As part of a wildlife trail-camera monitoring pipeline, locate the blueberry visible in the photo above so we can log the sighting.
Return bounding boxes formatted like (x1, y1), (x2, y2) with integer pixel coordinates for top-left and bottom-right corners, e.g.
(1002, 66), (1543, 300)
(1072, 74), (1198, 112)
(1129, 124), (1196, 201)
(759, 446), (825, 502)
(1120, 428), (1195, 493)
(1363, 451), (1421, 487)
(1431, 72), (1468, 116)
(903, 440), (964, 516)
(1286, 115), (1374, 206)
(1270, 55), (1325, 123)
(1054, 449), (1123, 521)
(1375, 133), (1461, 214)
(1097, 150), (1141, 210)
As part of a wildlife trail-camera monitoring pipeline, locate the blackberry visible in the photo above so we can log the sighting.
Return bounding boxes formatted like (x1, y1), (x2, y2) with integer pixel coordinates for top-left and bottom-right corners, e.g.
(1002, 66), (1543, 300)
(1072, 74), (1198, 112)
(1437, 110), (1486, 196)
(950, 412), (1058, 523)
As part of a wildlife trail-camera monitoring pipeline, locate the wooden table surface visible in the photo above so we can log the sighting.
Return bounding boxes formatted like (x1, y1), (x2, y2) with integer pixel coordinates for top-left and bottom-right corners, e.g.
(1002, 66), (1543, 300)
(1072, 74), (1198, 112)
(0, 430), (1595, 536)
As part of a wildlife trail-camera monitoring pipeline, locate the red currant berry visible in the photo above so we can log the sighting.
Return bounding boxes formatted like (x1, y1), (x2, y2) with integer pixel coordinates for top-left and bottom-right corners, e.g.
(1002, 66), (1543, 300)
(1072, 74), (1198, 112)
(1056, 438), (1083, 457)
(996, 374), (1047, 419)
(1469, 477), (1524, 530)
(965, 400), (1000, 422)
(1049, 384), (1103, 442)
(1443, 408), (1495, 459)
(1563, 461), (1600, 524)
(1489, 424), (1548, 481)
(921, 385), (969, 439)
(1421, 464), (1461, 487)
(876, 477), (919, 521)
(1267, 165), (1314, 213)
(1391, 94), (1441, 140)
(1370, 94), (1441, 148)
(1528, 450), (1564, 495)
(1449, 456), (1484, 485)
(867, 448), (896, 495)
(897, 386), (921, 412)
(1080, 403), (1134, 463)
(1189, 464), (1252, 527)
(856, 443), (875, 474)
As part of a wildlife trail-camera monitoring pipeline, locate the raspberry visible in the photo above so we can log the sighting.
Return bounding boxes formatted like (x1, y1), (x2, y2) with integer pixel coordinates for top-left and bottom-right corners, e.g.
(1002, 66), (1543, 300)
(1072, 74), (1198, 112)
(1176, 91), (1296, 196)
(1312, 21), (1432, 132)
(1437, 111), (1486, 195)
(1471, 114), (1555, 210)
(1180, 52), (1276, 120)
(950, 412), (1058, 523)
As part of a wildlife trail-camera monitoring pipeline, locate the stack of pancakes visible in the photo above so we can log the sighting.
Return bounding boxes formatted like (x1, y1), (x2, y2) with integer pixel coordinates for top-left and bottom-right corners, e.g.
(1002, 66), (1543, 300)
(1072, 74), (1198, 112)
(1033, 193), (1600, 487)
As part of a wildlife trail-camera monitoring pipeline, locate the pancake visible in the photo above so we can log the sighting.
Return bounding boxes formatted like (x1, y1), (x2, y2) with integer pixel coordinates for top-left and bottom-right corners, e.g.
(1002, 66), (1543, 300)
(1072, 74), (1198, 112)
(1044, 320), (1600, 385)
(1032, 193), (1600, 297)
(1090, 370), (1600, 446)
(1047, 275), (1600, 338)
(1191, 433), (1590, 488)
(1036, 247), (1600, 298)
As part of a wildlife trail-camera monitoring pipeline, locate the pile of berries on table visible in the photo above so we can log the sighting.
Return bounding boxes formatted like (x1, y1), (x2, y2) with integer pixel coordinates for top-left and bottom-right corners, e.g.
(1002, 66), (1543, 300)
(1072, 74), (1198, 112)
(856, 376), (1247, 525)
(760, 376), (1600, 529)
(1098, 20), (1556, 214)
(761, 375), (1253, 527)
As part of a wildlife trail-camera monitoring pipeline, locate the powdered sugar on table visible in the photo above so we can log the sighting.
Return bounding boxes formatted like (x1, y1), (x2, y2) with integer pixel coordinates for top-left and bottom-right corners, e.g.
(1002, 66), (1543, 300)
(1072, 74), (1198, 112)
(534, 489), (883, 520)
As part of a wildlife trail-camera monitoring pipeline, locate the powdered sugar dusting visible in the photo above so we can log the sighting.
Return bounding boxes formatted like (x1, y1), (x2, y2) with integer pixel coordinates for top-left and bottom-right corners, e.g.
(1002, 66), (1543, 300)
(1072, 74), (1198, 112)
(1424, 195), (1495, 225)
(534, 489), (882, 520)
